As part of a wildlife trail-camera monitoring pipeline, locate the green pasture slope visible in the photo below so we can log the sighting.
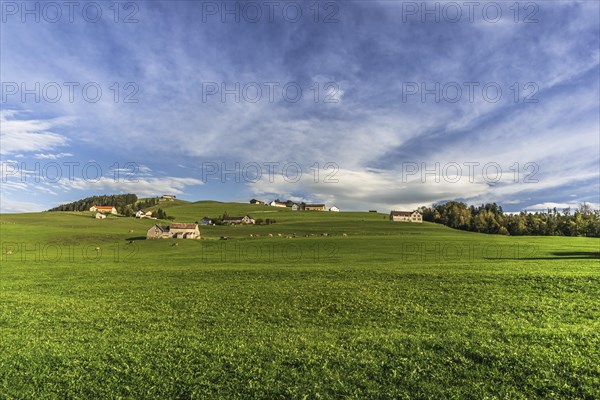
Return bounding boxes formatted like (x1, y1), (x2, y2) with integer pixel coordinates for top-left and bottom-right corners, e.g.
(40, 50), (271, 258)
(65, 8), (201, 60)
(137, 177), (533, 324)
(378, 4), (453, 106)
(1, 201), (599, 398)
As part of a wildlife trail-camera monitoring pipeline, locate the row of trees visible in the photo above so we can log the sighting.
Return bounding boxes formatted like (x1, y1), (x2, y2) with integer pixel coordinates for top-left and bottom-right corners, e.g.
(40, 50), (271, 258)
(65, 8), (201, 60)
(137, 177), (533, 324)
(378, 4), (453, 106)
(48, 194), (138, 214)
(419, 202), (600, 237)
(49, 195), (175, 220)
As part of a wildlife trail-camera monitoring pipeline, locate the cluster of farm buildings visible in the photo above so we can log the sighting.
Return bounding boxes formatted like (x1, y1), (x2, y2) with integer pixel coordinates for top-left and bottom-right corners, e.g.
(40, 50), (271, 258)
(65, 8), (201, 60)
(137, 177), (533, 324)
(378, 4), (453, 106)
(251, 199), (340, 212)
(89, 196), (422, 240)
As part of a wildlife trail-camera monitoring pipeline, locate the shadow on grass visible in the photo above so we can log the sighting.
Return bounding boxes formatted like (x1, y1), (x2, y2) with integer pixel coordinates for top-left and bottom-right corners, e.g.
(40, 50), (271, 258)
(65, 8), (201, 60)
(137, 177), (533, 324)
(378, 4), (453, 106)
(492, 251), (600, 260)
(126, 236), (146, 241)
(550, 251), (600, 259)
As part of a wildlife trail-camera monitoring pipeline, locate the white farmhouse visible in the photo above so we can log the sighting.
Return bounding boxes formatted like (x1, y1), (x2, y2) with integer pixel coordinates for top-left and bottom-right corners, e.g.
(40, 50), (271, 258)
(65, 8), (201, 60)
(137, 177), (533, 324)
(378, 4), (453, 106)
(389, 210), (422, 223)
(269, 201), (287, 207)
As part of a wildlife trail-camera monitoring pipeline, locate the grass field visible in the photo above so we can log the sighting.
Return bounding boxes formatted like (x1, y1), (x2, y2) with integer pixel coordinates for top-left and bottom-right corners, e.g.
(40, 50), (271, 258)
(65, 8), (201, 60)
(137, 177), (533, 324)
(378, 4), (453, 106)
(1, 201), (599, 398)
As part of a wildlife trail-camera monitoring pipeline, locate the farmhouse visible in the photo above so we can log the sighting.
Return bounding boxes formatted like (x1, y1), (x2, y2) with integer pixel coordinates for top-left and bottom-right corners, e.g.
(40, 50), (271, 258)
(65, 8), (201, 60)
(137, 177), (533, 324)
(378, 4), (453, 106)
(146, 224), (171, 239)
(329, 206), (340, 212)
(305, 204), (326, 211)
(269, 201), (287, 207)
(169, 223), (201, 239)
(223, 215), (255, 225)
(135, 210), (155, 219)
(291, 204), (299, 211)
(90, 206), (117, 214)
(389, 210), (422, 223)
(146, 223), (200, 239)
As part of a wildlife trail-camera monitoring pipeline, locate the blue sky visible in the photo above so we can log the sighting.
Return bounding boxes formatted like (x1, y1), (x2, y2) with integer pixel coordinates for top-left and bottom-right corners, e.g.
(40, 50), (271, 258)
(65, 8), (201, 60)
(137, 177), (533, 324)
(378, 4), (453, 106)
(1, 1), (599, 213)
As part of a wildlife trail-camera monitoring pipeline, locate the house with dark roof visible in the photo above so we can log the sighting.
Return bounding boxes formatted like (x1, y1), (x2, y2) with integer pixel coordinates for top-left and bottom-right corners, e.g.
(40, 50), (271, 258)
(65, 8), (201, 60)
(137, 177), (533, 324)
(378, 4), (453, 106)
(146, 224), (171, 239)
(201, 217), (213, 225)
(389, 210), (422, 223)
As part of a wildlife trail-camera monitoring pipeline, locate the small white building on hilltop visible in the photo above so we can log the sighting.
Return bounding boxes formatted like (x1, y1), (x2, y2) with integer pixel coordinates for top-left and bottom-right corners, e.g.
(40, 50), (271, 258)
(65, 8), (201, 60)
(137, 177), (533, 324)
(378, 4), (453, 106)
(329, 206), (340, 212)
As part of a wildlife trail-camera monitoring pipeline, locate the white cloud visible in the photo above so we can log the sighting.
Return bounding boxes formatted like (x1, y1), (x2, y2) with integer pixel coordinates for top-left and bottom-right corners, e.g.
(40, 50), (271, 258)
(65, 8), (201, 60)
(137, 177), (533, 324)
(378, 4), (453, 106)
(59, 176), (203, 197)
(249, 168), (490, 211)
(525, 202), (600, 212)
(0, 196), (45, 213)
(0, 110), (72, 155)
(33, 152), (73, 159)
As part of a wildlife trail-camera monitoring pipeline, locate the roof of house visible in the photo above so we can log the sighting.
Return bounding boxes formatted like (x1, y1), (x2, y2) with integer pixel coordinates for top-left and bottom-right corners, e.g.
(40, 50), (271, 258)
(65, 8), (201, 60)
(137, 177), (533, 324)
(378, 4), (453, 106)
(151, 224), (169, 232)
(170, 223), (198, 229)
(95, 206), (115, 210)
(306, 204), (325, 207)
(390, 210), (420, 216)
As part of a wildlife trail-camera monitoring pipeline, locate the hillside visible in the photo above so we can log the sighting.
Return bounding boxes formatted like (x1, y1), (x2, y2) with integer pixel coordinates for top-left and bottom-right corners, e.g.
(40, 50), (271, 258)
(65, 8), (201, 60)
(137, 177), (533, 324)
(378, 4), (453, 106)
(1, 205), (599, 398)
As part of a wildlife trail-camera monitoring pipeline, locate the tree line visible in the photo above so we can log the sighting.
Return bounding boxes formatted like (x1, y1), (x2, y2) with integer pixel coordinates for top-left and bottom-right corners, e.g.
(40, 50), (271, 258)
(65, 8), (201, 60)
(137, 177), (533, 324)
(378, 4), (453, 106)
(419, 202), (600, 237)
(48, 195), (172, 220)
(48, 194), (138, 214)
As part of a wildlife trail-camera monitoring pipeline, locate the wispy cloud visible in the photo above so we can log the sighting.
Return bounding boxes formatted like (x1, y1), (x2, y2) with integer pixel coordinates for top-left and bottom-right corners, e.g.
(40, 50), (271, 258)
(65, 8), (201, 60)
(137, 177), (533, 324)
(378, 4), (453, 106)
(0, 110), (72, 155)
(0, 1), (598, 212)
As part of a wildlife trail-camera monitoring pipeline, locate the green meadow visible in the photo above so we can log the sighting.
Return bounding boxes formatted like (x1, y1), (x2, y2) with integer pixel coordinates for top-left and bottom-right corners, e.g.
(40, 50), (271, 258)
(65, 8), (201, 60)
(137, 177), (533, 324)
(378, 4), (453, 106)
(1, 201), (599, 398)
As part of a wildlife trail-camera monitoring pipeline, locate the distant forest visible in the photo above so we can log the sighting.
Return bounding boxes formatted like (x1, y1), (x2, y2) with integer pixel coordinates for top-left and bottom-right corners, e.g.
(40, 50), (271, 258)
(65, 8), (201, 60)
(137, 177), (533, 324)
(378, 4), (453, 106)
(48, 194), (138, 212)
(419, 202), (600, 237)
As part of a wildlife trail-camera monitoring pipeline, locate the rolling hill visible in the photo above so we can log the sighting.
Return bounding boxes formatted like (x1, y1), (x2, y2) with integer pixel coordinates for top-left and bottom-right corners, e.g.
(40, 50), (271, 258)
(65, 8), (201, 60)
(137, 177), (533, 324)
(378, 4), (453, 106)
(1, 203), (599, 398)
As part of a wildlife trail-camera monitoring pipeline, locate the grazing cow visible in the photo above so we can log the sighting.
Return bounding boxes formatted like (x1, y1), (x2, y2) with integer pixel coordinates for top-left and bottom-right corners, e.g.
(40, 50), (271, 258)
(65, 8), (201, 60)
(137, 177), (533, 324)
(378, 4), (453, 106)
(220, 236), (229, 240)
(268, 234), (273, 237)
(171, 242), (178, 247)
(250, 234), (254, 237)
(128, 240), (134, 244)
(343, 233), (348, 237)
(5, 250), (12, 255)
(129, 230), (134, 233)
(277, 234), (282, 237)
